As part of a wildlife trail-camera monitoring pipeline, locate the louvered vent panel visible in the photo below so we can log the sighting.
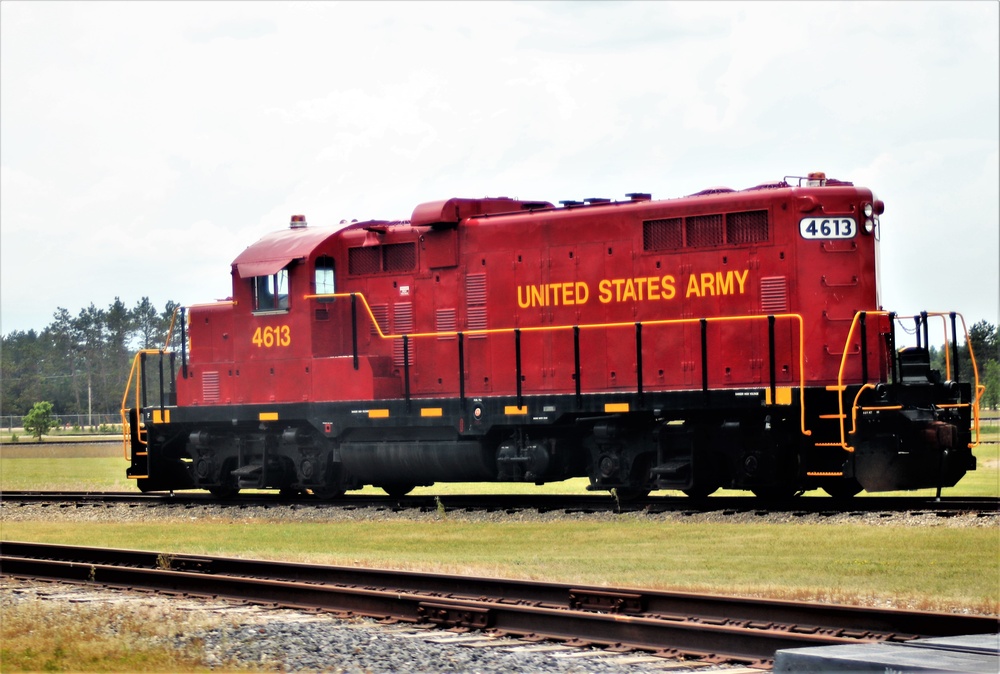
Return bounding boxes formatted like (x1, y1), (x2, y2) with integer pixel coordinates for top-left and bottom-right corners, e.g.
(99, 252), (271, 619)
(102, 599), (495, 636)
(369, 304), (389, 337)
(436, 308), (457, 340)
(467, 307), (488, 337)
(466, 274), (487, 339)
(726, 210), (768, 244)
(466, 273), (487, 304)
(686, 214), (724, 247)
(393, 302), (414, 366)
(760, 276), (788, 314)
(643, 218), (683, 251)
(202, 371), (220, 403)
(383, 243), (416, 272)
(349, 247), (380, 275)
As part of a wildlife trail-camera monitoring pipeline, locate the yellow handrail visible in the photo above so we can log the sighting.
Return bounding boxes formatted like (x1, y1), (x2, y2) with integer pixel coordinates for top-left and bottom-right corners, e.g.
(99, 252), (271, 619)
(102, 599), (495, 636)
(833, 311), (983, 451)
(120, 349), (165, 459)
(306, 292), (812, 436)
(121, 306), (185, 460)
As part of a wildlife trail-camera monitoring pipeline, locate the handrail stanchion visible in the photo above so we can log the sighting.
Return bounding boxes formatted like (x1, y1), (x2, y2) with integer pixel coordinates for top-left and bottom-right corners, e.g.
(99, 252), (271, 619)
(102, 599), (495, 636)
(767, 315), (776, 405)
(458, 332), (466, 412)
(180, 307), (188, 379)
(859, 312), (868, 385)
(403, 335), (411, 412)
(700, 319), (709, 405)
(950, 312), (960, 384)
(635, 322), (644, 405)
(515, 329), (523, 409)
(351, 293), (359, 371)
(574, 326), (582, 409)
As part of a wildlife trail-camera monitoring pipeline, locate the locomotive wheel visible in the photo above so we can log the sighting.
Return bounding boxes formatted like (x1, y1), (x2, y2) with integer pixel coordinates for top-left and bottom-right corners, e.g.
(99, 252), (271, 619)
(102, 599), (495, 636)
(822, 478), (863, 499)
(208, 485), (240, 499)
(381, 484), (416, 497)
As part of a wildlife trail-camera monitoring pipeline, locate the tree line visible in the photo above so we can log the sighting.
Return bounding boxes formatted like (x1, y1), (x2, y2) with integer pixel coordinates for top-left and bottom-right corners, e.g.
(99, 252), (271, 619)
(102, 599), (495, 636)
(1, 300), (998, 421)
(2, 298), (179, 422)
(929, 319), (999, 409)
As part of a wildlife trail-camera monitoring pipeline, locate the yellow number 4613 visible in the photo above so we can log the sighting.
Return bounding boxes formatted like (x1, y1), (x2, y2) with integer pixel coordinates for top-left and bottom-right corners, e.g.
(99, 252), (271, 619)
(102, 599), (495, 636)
(252, 325), (291, 348)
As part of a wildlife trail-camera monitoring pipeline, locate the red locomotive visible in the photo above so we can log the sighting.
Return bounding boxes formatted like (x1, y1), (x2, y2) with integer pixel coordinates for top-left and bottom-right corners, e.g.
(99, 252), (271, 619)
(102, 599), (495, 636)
(123, 172), (983, 499)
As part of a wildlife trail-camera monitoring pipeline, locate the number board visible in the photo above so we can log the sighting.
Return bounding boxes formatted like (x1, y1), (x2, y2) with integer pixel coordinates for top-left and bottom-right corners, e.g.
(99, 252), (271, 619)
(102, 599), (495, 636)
(799, 217), (856, 239)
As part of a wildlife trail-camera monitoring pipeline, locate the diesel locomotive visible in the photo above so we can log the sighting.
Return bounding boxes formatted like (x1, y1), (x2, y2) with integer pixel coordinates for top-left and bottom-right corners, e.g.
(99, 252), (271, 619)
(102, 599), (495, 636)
(122, 172), (984, 499)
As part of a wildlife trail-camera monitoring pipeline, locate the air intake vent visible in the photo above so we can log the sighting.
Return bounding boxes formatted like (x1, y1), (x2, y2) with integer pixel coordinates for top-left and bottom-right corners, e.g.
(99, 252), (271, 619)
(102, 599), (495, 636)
(369, 304), (389, 337)
(393, 302), (414, 366)
(466, 273), (488, 338)
(760, 276), (788, 314)
(202, 371), (220, 403)
(436, 309), (457, 340)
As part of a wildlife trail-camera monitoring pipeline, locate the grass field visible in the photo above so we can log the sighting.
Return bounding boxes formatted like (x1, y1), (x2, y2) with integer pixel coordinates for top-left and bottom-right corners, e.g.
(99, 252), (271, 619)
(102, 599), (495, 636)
(3, 516), (998, 614)
(2, 433), (997, 617)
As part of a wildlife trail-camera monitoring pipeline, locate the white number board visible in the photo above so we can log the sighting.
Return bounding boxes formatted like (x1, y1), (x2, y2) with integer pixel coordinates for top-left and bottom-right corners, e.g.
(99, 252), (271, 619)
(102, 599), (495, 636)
(799, 217), (856, 239)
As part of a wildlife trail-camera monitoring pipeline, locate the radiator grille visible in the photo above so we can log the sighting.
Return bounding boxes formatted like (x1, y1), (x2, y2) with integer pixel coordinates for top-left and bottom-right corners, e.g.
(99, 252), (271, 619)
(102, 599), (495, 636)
(348, 247), (380, 275)
(383, 243), (416, 272)
(644, 210), (769, 250)
(643, 217), (683, 251)
(726, 210), (768, 244)
(686, 214), (724, 247)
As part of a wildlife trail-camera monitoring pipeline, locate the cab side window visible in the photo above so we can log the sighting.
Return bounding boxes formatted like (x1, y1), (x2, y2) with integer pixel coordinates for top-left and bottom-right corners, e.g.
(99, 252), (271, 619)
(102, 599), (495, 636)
(252, 269), (289, 311)
(315, 256), (335, 295)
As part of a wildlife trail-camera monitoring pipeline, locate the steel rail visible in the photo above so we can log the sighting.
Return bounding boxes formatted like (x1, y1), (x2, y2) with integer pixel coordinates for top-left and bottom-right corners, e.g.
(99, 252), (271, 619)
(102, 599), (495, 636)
(1, 491), (998, 515)
(3, 542), (996, 666)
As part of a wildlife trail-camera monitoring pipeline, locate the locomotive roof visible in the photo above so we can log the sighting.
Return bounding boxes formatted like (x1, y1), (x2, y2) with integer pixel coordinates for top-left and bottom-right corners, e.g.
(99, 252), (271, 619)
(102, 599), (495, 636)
(231, 223), (341, 278)
(231, 174), (861, 277)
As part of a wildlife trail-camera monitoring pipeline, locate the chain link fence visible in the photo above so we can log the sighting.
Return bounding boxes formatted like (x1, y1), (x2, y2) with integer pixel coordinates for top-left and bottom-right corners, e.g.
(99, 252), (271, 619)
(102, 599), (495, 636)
(2, 413), (121, 433)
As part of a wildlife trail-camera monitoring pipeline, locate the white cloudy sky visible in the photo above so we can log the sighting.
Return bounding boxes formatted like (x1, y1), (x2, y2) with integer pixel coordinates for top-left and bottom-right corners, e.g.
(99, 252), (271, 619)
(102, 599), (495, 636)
(2, 1), (998, 337)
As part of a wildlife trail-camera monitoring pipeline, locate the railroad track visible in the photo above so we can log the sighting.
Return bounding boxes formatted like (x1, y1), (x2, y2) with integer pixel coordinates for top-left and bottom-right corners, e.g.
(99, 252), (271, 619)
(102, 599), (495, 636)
(1, 490), (997, 516)
(2, 541), (996, 668)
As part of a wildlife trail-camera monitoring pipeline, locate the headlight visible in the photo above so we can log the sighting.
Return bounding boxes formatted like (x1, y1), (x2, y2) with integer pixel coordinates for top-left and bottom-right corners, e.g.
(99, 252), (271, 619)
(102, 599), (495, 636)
(863, 203), (874, 217)
(864, 218), (875, 234)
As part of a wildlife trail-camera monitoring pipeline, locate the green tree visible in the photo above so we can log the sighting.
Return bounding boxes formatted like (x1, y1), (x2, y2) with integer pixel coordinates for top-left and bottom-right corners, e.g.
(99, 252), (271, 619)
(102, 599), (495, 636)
(22, 401), (56, 441)
(983, 360), (1000, 411)
(959, 320), (998, 405)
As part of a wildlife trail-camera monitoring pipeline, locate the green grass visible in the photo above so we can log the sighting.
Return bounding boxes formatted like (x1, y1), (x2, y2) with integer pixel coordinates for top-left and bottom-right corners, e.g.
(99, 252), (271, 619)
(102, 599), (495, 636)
(2, 517), (996, 614)
(0, 456), (133, 492)
(2, 451), (997, 674)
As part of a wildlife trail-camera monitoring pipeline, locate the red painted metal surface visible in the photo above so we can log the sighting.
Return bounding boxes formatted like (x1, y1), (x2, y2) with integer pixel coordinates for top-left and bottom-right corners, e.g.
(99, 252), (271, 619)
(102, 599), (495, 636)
(179, 176), (884, 407)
